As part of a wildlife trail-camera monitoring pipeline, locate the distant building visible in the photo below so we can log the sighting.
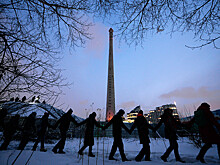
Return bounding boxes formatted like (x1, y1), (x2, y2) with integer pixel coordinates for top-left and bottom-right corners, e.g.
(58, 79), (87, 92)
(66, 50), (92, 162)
(124, 106), (142, 123)
(147, 104), (180, 124)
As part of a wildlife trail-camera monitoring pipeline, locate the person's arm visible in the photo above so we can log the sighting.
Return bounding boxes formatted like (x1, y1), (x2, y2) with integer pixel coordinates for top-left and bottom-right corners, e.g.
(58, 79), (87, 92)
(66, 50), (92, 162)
(53, 116), (62, 129)
(129, 121), (136, 134)
(77, 118), (88, 127)
(103, 118), (113, 130)
(154, 116), (163, 131)
(121, 120), (130, 133)
(94, 120), (103, 128)
(71, 116), (79, 125)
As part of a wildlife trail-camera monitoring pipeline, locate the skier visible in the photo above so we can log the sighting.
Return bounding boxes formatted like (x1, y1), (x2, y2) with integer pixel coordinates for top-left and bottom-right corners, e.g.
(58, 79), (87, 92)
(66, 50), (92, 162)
(78, 112), (103, 157)
(32, 112), (52, 152)
(18, 112), (37, 150)
(185, 103), (220, 163)
(129, 110), (155, 161)
(103, 109), (130, 162)
(155, 108), (185, 163)
(0, 114), (20, 150)
(52, 109), (78, 154)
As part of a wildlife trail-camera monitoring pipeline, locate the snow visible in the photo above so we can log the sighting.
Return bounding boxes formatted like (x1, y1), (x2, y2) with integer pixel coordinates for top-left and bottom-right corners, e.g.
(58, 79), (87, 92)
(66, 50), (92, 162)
(0, 137), (219, 165)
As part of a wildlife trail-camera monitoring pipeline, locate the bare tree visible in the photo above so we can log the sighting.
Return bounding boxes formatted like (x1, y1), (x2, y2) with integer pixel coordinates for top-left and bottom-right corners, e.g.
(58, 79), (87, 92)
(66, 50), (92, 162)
(97, 0), (220, 49)
(0, 0), (95, 101)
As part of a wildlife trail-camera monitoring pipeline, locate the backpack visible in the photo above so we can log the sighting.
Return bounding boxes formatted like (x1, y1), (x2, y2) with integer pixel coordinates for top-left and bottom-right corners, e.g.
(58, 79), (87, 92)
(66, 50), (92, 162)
(194, 109), (208, 127)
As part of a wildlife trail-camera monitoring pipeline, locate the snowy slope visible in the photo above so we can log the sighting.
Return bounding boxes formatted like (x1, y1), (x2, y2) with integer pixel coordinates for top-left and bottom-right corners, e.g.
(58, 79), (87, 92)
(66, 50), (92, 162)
(0, 137), (219, 165)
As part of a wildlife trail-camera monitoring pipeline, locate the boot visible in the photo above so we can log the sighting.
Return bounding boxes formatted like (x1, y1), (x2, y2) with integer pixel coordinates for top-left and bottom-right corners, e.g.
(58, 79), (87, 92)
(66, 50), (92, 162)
(52, 148), (57, 153)
(40, 148), (47, 152)
(196, 155), (206, 163)
(78, 151), (83, 155)
(88, 152), (95, 157)
(176, 158), (185, 163)
(161, 155), (168, 162)
(58, 150), (65, 154)
(122, 158), (130, 162)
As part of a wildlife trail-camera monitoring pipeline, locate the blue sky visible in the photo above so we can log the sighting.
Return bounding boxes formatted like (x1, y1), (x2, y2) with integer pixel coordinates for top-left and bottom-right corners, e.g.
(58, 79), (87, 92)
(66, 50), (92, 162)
(57, 22), (220, 120)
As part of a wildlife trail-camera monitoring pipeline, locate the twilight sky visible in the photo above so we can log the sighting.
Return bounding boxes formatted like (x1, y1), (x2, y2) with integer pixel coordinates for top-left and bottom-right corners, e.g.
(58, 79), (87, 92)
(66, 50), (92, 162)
(57, 22), (220, 120)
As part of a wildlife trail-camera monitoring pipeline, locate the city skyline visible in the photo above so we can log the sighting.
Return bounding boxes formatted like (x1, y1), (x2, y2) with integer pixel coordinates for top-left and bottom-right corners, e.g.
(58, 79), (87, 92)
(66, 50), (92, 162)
(57, 23), (220, 120)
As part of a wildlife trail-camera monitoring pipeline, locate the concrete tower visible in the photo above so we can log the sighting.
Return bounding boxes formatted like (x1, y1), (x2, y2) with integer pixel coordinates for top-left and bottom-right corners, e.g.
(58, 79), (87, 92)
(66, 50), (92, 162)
(106, 28), (115, 122)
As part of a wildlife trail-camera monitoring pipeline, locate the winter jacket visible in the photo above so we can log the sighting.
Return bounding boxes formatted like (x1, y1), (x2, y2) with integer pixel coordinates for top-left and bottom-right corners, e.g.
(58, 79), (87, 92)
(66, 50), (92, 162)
(23, 114), (36, 134)
(4, 116), (20, 137)
(155, 113), (180, 139)
(130, 114), (154, 144)
(78, 116), (102, 146)
(103, 113), (129, 138)
(38, 114), (52, 135)
(54, 113), (78, 132)
(188, 108), (220, 144)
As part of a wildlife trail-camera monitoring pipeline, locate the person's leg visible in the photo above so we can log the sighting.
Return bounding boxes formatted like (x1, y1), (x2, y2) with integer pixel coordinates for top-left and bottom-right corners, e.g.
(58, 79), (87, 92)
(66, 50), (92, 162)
(32, 135), (40, 151)
(117, 138), (128, 161)
(58, 130), (67, 153)
(0, 135), (12, 150)
(135, 143), (147, 161)
(78, 145), (88, 154)
(18, 135), (29, 150)
(52, 130), (66, 153)
(109, 138), (118, 160)
(196, 143), (212, 163)
(161, 138), (174, 162)
(217, 143), (220, 159)
(145, 143), (151, 161)
(88, 146), (95, 157)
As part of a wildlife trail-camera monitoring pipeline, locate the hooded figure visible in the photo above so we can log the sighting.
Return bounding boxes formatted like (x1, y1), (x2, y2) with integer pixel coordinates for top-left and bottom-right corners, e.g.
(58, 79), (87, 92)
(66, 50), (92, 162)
(52, 109), (78, 154)
(18, 112), (36, 150)
(0, 114), (20, 150)
(130, 110), (155, 161)
(78, 112), (103, 157)
(32, 112), (52, 152)
(155, 108), (185, 163)
(103, 109), (130, 162)
(186, 103), (220, 163)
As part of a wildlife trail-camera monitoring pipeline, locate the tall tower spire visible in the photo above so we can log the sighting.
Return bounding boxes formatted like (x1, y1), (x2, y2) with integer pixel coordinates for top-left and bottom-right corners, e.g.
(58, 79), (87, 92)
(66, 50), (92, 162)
(106, 28), (115, 122)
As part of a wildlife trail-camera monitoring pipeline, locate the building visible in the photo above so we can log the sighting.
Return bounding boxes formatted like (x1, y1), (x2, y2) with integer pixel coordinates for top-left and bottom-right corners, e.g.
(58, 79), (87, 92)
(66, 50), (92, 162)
(106, 28), (115, 122)
(147, 104), (180, 124)
(124, 106), (142, 123)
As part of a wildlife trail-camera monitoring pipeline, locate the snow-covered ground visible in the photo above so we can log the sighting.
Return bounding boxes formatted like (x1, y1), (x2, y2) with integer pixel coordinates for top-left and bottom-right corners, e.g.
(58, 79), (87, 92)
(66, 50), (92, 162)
(0, 137), (219, 165)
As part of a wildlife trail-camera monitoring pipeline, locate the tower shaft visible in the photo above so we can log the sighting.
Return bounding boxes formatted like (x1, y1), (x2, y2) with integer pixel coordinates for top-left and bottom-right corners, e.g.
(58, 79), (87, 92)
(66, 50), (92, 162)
(106, 28), (115, 122)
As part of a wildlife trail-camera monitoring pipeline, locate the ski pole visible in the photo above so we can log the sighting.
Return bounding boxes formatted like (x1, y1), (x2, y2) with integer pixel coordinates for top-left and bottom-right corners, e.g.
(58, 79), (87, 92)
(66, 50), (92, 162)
(156, 131), (167, 149)
(11, 150), (23, 165)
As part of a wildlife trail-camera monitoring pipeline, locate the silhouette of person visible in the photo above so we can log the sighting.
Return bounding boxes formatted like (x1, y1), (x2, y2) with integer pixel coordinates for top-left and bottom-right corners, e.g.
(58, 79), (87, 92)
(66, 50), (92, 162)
(52, 109), (78, 154)
(32, 112), (52, 152)
(21, 96), (26, 102)
(103, 109), (130, 162)
(18, 112), (37, 150)
(0, 114), (20, 150)
(0, 108), (7, 129)
(15, 97), (20, 102)
(31, 96), (35, 102)
(186, 103), (220, 163)
(78, 112), (103, 157)
(130, 110), (155, 161)
(155, 108), (185, 163)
